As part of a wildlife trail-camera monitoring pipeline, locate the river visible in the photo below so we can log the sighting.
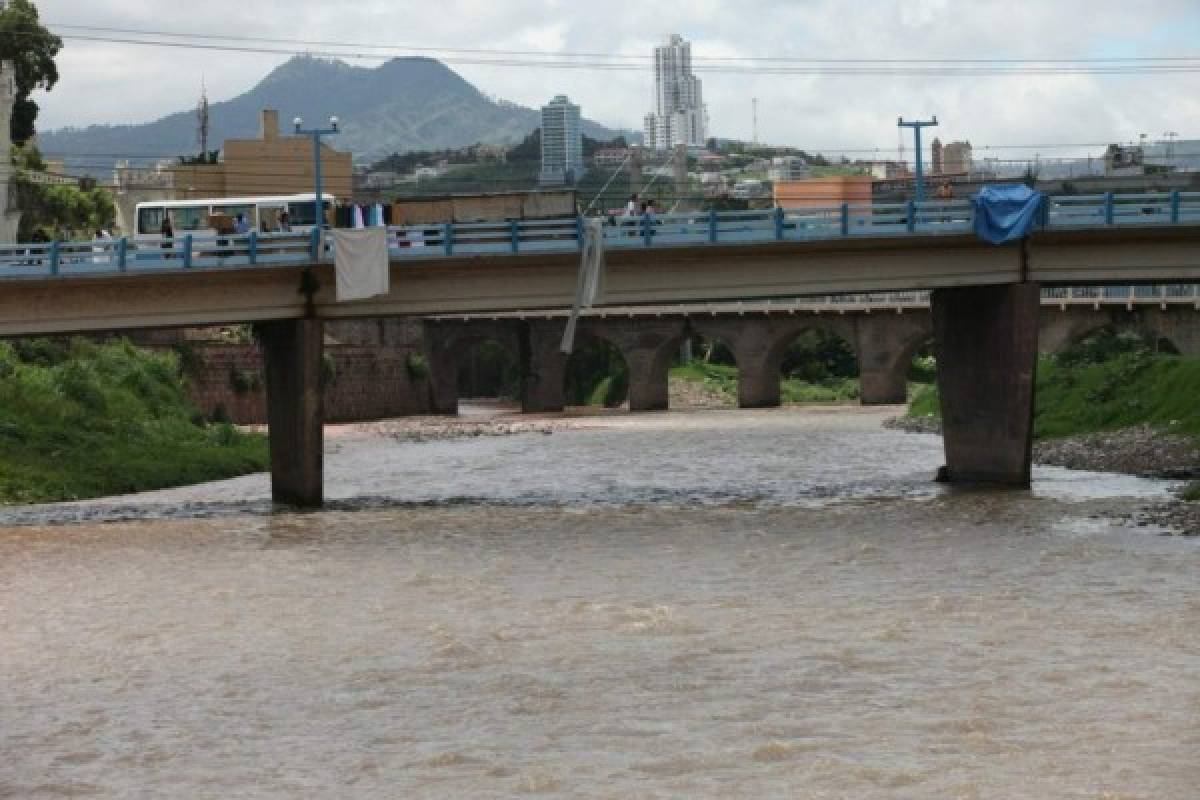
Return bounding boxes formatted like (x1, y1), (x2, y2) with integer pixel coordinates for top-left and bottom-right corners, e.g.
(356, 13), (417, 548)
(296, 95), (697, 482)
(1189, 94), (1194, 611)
(1, 407), (1197, 799)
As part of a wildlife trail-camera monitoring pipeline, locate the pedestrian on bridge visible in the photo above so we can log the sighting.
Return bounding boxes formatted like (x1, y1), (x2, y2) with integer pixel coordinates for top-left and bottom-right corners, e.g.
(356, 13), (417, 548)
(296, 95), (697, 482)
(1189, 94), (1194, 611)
(160, 214), (174, 259)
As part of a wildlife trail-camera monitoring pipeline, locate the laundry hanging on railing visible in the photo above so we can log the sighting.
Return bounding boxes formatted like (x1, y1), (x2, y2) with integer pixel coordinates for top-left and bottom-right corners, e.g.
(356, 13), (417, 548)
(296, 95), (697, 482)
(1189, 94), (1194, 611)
(560, 218), (607, 354)
(973, 184), (1046, 245)
(332, 228), (389, 302)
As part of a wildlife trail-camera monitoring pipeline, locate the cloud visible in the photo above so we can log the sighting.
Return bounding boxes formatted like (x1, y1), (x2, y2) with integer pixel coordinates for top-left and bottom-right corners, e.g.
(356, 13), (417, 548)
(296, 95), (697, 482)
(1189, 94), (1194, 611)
(30, 0), (1200, 159)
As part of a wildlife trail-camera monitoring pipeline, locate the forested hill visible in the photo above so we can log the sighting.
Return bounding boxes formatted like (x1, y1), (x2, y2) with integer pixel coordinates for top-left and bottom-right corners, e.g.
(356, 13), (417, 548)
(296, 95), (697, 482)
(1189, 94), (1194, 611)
(38, 55), (625, 168)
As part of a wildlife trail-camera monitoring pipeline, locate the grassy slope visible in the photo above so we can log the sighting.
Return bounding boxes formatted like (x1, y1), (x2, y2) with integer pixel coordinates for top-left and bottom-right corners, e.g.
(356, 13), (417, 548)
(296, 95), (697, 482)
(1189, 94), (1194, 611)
(909, 353), (1200, 440)
(0, 339), (268, 504)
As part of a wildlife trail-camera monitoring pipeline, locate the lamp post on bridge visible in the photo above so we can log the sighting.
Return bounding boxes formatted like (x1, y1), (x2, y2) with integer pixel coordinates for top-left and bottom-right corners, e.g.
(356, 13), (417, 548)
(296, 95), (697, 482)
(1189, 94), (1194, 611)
(293, 115), (340, 230)
(898, 115), (938, 204)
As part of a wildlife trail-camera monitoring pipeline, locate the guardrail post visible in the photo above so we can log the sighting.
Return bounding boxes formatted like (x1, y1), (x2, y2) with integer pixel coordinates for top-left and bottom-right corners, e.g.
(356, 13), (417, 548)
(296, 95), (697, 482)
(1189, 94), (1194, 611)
(840, 203), (849, 236)
(575, 214), (584, 250)
(117, 237), (128, 271)
(444, 223), (454, 256)
(1103, 192), (1114, 225)
(905, 200), (916, 233)
(248, 231), (258, 265)
(1170, 190), (1181, 224)
(708, 209), (718, 243)
(308, 227), (321, 261)
(48, 240), (60, 275)
(182, 234), (193, 268)
(774, 206), (785, 240)
(510, 220), (519, 253)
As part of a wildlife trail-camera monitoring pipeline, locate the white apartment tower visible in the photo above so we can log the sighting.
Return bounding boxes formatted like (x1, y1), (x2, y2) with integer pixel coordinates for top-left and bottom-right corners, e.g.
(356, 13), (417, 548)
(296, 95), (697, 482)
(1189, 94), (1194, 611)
(644, 34), (707, 151)
(539, 95), (584, 186)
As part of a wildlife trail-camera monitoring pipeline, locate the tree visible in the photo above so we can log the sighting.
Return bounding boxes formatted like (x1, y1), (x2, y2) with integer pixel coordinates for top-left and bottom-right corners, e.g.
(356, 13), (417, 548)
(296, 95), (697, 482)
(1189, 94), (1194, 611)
(0, 0), (62, 145)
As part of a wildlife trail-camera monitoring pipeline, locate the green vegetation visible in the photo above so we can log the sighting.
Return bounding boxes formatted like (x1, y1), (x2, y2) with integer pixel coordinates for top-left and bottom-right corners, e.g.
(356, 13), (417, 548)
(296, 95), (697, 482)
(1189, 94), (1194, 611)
(908, 330), (1200, 439)
(671, 362), (738, 399)
(0, 338), (268, 504)
(669, 361), (863, 405)
(567, 340), (628, 407)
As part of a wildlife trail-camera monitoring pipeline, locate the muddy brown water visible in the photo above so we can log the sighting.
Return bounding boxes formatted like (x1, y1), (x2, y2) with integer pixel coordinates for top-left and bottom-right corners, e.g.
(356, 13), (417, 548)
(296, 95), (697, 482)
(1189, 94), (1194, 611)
(2, 408), (1197, 798)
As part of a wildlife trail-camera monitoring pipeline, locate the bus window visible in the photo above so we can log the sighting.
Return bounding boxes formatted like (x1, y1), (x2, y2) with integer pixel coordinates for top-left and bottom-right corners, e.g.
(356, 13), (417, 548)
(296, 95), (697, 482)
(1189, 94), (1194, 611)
(137, 206), (165, 235)
(172, 206), (209, 232)
(286, 200), (330, 227)
(212, 204), (255, 228)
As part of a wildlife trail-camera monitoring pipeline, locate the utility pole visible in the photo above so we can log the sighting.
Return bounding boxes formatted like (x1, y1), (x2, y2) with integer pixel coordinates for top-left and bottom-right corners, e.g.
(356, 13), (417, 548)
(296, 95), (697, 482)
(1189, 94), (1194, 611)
(897, 116), (938, 203)
(752, 98), (758, 147)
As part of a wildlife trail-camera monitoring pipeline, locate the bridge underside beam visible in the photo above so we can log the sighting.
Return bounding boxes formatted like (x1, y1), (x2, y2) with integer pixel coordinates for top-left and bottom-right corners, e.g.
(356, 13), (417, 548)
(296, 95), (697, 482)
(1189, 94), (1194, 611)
(933, 283), (1040, 487)
(260, 319), (325, 507)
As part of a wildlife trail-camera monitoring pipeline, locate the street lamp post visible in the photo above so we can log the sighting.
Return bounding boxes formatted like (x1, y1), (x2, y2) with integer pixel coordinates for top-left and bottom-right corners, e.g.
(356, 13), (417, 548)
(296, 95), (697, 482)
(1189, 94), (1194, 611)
(898, 116), (938, 204)
(293, 115), (340, 229)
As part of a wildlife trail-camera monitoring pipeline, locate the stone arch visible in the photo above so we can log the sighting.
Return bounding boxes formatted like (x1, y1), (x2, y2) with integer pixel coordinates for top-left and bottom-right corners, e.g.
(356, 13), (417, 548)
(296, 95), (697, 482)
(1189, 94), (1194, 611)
(1039, 309), (1182, 356)
(563, 329), (633, 409)
(574, 318), (688, 411)
(854, 312), (934, 405)
(424, 320), (523, 415)
(766, 321), (862, 405)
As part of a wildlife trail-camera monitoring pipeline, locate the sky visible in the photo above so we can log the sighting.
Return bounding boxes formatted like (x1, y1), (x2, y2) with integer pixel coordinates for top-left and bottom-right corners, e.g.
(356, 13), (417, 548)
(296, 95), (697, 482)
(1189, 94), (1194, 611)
(29, 0), (1200, 160)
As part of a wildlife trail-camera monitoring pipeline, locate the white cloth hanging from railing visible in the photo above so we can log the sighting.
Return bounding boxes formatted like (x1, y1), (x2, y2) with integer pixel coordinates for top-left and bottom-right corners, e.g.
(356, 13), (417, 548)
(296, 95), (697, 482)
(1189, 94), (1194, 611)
(332, 228), (389, 302)
(560, 218), (606, 353)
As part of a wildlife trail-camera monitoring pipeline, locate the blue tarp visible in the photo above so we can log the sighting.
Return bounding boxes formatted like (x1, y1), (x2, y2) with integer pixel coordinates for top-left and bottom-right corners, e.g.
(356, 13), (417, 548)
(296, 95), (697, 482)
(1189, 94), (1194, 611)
(972, 184), (1045, 245)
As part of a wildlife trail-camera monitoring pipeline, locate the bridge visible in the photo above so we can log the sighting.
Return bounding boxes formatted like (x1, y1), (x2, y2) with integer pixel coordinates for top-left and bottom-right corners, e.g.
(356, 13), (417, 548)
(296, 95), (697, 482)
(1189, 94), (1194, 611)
(1, 193), (1198, 506)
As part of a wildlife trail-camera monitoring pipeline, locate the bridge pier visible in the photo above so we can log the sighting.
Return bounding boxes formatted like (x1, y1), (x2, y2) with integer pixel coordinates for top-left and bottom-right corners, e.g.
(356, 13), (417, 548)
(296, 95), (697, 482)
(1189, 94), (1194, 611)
(932, 283), (1040, 487)
(259, 319), (325, 507)
(859, 366), (909, 405)
(522, 321), (567, 412)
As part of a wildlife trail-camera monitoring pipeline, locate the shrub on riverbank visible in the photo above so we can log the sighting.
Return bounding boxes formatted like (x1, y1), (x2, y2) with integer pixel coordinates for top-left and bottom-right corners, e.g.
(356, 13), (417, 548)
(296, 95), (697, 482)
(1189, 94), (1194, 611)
(670, 362), (865, 405)
(0, 338), (268, 504)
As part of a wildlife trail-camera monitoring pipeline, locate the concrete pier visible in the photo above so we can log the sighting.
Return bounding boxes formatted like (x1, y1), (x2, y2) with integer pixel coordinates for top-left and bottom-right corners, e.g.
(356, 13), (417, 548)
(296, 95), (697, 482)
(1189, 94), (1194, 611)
(932, 283), (1041, 487)
(259, 319), (325, 507)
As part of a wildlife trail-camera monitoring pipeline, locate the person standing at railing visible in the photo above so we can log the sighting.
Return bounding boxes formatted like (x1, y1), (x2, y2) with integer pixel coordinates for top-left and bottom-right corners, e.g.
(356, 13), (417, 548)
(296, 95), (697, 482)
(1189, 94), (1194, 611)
(160, 214), (174, 259)
(279, 211), (291, 233)
(235, 214), (251, 236)
(640, 199), (657, 241)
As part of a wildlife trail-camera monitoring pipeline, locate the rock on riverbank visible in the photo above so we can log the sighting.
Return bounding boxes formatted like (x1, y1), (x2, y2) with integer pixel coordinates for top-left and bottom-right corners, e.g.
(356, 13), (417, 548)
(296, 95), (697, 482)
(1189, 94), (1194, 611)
(886, 415), (1200, 535)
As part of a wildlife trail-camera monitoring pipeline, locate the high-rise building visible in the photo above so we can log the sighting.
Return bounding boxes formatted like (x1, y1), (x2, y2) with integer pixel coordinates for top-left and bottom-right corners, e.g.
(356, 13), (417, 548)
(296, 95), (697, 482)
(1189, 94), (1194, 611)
(643, 34), (707, 151)
(539, 95), (584, 186)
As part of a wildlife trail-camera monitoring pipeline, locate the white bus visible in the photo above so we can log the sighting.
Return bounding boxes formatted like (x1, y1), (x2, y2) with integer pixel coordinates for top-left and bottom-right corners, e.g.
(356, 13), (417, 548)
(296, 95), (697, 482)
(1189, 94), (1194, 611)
(134, 193), (335, 241)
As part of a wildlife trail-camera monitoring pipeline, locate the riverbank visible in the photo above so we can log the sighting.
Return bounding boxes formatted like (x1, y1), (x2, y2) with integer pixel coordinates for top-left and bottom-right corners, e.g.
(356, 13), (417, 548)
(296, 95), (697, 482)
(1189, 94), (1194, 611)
(893, 348), (1200, 534)
(0, 339), (268, 504)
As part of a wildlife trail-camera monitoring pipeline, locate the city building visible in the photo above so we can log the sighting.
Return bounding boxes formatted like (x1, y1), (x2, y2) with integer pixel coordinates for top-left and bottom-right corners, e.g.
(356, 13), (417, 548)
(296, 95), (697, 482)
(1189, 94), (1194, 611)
(643, 34), (707, 151)
(169, 109), (352, 201)
(942, 141), (973, 175)
(931, 138), (944, 175)
(767, 156), (811, 182)
(113, 160), (174, 236)
(539, 95), (584, 186)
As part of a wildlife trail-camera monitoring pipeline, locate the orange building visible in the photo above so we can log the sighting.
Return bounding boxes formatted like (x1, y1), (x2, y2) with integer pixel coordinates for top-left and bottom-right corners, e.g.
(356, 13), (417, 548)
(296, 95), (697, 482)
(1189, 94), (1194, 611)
(169, 110), (353, 201)
(773, 175), (873, 210)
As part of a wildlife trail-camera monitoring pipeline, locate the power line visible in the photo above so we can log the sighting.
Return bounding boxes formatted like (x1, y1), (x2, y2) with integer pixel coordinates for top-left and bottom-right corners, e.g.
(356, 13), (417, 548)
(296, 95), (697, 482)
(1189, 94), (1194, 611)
(40, 29), (1200, 76)
(46, 24), (1200, 66)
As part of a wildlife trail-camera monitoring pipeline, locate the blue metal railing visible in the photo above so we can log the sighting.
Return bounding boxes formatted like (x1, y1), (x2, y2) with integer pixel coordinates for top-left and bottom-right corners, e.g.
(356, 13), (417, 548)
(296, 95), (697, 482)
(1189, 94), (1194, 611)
(1, 192), (1199, 280)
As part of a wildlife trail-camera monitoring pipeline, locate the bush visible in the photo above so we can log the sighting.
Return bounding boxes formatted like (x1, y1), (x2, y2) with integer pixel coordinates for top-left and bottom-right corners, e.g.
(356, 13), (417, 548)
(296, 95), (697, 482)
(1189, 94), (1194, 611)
(405, 352), (430, 380)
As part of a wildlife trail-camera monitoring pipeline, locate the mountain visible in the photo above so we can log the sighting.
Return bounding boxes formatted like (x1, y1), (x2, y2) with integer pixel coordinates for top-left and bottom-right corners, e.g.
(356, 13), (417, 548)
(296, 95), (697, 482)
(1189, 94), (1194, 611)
(38, 56), (629, 169)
